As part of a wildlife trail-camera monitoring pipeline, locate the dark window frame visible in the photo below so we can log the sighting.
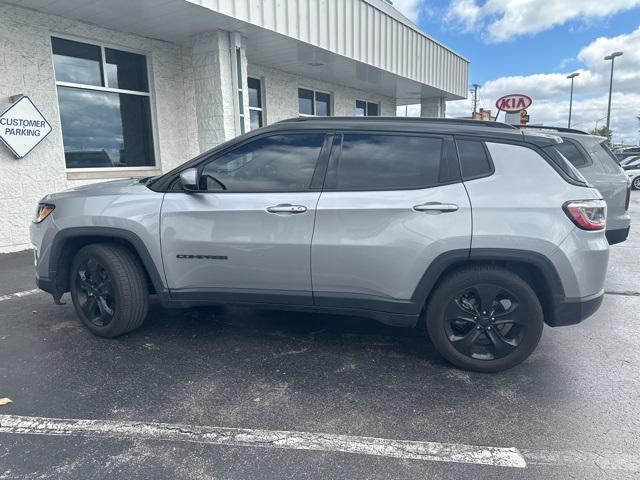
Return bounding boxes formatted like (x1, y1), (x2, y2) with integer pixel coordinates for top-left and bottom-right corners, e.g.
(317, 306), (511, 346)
(323, 131), (459, 192)
(454, 137), (496, 181)
(183, 130), (335, 194)
(298, 88), (332, 117)
(355, 100), (380, 117)
(248, 76), (265, 129)
(51, 35), (157, 171)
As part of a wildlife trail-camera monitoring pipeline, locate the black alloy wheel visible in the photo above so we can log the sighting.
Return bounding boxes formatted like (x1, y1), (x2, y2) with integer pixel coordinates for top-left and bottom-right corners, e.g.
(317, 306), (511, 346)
(444, 284), (526, 361)
(70, 243), (149, 337)
(426, 266), (544, 372)
(74, 257), (115, 327)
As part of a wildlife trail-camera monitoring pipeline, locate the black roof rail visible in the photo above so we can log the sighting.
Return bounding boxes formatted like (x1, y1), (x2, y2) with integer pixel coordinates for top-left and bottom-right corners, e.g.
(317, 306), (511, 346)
(277, 116), (518, 129)
(517, 125), (590, 135)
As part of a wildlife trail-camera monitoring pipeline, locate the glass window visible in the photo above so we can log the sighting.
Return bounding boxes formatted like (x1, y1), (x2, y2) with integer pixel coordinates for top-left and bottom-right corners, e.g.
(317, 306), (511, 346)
(52, 37), (103, 86)
(554, 141), (590, 168)
(355, 100), (379, 116)
(315, 92), (330, 116)
(250, 110), (263, 130)
(298, 88), (314, 116)
(57, 87), (155, 168)
(299, 88), (331, 116)
(51, 37), (155, 169)
(456, 140), (492, 179)
(248, 77), (264, 129)
(333, 134), (443, 190)
(105, 48), (148, 92)
(248, 78), (262, 109)
(200, 134), (325, 192)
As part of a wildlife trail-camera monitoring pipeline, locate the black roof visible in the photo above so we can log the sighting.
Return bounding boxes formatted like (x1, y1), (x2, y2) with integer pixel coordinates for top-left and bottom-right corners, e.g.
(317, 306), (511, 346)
(271, 116), (562, 148)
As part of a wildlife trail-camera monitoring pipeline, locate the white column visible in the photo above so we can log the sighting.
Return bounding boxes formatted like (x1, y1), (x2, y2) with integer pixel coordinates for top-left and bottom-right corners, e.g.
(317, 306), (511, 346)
(420, 97), (447, 118)
(190, 30), (240, 152)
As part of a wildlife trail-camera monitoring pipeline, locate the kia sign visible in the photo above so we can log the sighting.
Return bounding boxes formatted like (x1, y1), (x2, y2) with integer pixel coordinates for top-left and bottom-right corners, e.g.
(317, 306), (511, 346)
(495, 94), (533, 113)
(0, 96), (52, 158)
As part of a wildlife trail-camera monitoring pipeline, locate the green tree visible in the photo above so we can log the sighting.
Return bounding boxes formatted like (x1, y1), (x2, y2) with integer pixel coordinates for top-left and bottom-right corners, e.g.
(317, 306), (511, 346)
(590, 126), (612, 143)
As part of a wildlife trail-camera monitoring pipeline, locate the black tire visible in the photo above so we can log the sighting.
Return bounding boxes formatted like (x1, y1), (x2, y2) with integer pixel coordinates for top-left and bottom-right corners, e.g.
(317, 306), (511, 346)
(70, 243), (149, 338)
(426, 265), (543, 373)
(632, 176), (640, 190)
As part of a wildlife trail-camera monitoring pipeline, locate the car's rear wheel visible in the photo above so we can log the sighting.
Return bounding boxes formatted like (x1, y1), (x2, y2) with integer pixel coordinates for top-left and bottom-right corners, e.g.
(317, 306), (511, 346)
(426, 266), (543, 373)
(70, 243), (148, 338)
(632, 176), (640, 190)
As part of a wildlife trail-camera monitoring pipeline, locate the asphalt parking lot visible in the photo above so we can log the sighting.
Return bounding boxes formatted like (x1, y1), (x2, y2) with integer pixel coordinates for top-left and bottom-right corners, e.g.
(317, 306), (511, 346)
(1, 193), (639, 479)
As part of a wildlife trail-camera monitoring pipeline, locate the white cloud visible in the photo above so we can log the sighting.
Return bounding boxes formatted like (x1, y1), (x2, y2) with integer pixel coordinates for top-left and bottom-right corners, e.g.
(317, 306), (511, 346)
(445, 0), (640, 43)
(445, 26), (640, 144)
(391, 0), (423, 23)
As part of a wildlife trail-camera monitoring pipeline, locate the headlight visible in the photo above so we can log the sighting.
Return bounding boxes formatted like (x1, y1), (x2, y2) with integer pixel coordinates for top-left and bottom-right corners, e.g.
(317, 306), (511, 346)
(33, 203), (55, 223)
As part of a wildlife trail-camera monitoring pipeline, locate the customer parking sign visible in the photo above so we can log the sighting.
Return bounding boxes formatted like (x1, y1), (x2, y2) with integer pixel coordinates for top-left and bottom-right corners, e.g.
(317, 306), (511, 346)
(0, 96), (52, 158)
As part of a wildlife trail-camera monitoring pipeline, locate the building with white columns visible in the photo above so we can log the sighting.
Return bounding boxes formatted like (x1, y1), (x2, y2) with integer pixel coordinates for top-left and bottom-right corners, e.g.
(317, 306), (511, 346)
(0, 0), (468, 251)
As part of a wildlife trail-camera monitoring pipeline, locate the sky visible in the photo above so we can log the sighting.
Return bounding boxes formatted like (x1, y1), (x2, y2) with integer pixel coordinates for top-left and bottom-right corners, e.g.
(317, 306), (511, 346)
(392, 0), (640, 145)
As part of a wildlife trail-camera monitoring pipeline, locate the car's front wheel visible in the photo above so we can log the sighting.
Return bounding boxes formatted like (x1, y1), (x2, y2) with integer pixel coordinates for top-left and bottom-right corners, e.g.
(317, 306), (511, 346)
(426, 266), (544, 373)
(632, 176), (640, 190)
(70, 243), (149, 338)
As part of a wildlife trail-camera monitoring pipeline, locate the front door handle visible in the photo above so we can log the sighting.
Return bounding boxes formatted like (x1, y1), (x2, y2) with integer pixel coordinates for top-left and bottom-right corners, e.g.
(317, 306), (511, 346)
(413, 202), (459, 213)
(267, 204), (307, 214)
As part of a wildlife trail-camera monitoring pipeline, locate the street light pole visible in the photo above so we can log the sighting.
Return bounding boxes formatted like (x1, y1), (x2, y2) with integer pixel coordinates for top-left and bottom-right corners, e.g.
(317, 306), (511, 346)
(604, 51), (623, 131)
(567, 72), (579, 128)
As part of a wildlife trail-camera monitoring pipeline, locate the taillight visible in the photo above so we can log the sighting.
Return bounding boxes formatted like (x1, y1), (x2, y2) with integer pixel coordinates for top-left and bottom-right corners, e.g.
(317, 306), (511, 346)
(563, 199), (607, 231)
(625, 177), (631, 211)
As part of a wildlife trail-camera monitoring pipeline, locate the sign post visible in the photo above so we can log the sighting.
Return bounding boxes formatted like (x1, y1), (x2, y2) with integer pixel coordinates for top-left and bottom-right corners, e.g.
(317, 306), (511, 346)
(0, 96), (52, 158)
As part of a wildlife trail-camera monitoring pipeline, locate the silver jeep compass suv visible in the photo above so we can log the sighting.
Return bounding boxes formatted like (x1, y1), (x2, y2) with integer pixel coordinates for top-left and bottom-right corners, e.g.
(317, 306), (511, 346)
(30, 118), (609, 372)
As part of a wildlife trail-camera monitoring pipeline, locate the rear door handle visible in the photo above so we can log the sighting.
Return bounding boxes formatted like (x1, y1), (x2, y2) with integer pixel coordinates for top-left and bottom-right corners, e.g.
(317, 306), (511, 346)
(413, 202), (459, 213)
(267, 204), (307, 214)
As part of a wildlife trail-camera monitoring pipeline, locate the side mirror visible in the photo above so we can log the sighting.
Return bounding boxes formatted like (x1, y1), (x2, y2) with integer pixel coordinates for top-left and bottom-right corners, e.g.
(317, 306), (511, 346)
(179, 168), (199, 192)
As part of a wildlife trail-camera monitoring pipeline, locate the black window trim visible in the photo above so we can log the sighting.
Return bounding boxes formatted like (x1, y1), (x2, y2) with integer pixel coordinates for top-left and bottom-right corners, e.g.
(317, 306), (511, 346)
(169, 130), (335, 194)
(453, 136), (496, 181)
(467, 136), (589, 187)
(323, 131), (460, 192)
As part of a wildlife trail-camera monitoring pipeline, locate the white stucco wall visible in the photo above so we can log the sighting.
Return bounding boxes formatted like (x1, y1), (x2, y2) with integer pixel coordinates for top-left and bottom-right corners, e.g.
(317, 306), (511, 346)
(0, 4), (200, 252)
(247, 64), (396, 125)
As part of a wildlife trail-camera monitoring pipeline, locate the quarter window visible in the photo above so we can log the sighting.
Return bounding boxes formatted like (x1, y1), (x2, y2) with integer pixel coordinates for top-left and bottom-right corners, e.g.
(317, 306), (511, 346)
(332, 134), (443, 190)
(298, 88), (331, 117)
(456, 140), (492, 179)
(355, 100), (379, 116)
(248, 77), (264, 130)
(200, 134), (326, 192)
(52, 37), (155, 169)
(554, 140), (590, 168)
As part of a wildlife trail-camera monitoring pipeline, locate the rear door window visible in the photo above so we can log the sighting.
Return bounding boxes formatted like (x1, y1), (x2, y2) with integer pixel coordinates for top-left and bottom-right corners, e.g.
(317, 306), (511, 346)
(328, 133), (446, 190)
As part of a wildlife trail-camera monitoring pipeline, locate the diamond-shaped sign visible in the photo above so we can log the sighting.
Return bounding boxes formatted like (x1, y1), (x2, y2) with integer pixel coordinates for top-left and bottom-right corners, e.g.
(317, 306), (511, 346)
(0, 96), (52, 158)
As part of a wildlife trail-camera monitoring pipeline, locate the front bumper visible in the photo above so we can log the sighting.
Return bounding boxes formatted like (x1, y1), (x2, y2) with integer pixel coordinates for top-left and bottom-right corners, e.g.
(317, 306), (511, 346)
(548, 291), (604, 327)
(606, 226), (630, 245)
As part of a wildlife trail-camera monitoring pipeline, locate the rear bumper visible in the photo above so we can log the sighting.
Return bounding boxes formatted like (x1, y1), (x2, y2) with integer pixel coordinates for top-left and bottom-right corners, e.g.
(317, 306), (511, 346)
(606, 226), (630, 245)
(548, 291), (604, 327)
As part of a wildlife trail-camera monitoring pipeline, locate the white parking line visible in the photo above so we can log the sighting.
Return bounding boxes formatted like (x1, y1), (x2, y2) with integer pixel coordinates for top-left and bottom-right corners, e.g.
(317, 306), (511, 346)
(0, 289), (40, 302)
(0, 414), (527, 468)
